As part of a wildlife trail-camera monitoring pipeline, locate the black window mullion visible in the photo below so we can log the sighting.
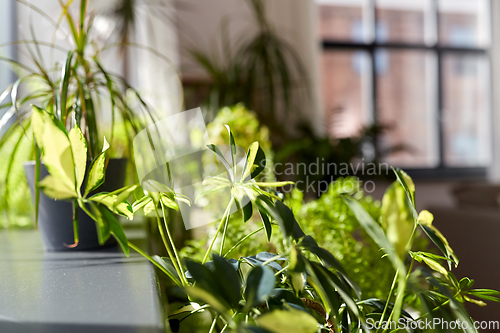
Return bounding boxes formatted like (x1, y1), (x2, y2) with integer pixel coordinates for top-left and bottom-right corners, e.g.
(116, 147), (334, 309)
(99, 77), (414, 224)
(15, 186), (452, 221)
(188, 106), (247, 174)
(369, 0), (378, 159)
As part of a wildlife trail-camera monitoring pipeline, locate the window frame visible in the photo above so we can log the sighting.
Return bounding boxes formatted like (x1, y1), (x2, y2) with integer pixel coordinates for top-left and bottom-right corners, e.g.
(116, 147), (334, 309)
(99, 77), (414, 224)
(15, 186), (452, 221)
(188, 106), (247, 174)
(319, 0), (492, 179)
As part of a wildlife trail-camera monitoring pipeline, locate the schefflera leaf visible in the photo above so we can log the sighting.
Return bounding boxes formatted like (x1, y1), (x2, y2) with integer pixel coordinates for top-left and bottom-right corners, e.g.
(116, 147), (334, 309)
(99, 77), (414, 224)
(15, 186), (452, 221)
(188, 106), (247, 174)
(68, 125), (87, 191)
(244, 265), (275, 310)
(185, 255), (242, 313)
(89, 193), (133, 219)
(256, 306), (318, 333)
(84, 137), (110, 196)
(32, 105), (77, 197)
(381, 180), (415, 259)
(418, 209), (459, 269)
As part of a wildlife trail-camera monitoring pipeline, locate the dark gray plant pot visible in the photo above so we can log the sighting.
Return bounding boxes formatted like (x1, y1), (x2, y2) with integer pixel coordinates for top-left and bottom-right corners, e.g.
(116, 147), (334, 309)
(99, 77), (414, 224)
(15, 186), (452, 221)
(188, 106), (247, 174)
(24, 158), (128, 252)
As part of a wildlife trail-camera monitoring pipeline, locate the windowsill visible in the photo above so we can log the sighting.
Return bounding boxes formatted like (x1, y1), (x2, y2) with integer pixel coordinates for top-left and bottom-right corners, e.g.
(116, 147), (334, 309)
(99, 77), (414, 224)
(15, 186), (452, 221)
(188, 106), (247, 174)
(400, 167), (487, 180)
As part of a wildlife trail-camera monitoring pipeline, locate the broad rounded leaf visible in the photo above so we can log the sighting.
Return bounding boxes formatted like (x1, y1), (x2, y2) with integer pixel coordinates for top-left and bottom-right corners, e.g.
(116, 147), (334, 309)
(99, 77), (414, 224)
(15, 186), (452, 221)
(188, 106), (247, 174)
(84, 137), (109, 196)
(256, 308), (318, 333)
(244, 266), (275, 309)
(38, 175), (77, 200)
(32, 106), (75, 191)
(69, 125), (87, 190)
(98, 204), (129, 256)
(212, 254), (241, 307)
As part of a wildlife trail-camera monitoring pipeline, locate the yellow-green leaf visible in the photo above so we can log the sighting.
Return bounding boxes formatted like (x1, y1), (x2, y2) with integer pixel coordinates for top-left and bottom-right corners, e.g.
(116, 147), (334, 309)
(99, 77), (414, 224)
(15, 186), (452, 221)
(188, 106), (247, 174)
(69, 125), (87, 191)
(418, 210), (434, 226)
(89, 193), (133, 219)
(256, 307), (318, 333)
(84, 137), (109, 197)
(31, 105), (47, 148)
(242, 141), (259, 180)
(32, 106), (75, 191)
(39, 175), (77, 200)
(381, 182), (415, 258)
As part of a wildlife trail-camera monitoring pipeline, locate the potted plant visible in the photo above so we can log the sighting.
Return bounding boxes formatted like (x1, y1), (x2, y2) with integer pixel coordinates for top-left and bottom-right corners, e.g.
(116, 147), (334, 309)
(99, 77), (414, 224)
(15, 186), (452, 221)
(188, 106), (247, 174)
(0, 0), (155, 250)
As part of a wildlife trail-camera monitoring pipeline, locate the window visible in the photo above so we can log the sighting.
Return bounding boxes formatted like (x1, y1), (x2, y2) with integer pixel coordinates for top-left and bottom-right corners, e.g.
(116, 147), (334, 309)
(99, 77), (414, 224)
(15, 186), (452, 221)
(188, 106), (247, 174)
(318, 0), (491, 177)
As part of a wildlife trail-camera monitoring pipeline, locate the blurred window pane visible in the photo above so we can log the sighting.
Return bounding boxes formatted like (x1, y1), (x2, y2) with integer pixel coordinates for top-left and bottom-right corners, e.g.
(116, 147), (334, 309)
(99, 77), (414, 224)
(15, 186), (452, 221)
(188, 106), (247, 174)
(321, 50), (372, 138)
(317, 0), (491, 171)
(375, 0), (429, 44)
(318, 0), (368, 42)
(442, 54), (490, 166)
(377, 50), (438, 167)
(438, 0), (490, 47)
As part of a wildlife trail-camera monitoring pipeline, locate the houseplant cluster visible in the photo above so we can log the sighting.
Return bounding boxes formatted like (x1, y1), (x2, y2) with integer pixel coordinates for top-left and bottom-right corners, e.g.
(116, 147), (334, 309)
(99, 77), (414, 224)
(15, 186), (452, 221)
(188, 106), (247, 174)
(0, 1), (499, 333)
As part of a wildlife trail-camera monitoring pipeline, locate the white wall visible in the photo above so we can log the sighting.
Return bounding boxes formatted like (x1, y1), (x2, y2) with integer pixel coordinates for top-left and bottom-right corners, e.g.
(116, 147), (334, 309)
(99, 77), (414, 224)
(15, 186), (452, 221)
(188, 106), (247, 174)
(175, 0), (324, 134)
(489, 0), (500, 182)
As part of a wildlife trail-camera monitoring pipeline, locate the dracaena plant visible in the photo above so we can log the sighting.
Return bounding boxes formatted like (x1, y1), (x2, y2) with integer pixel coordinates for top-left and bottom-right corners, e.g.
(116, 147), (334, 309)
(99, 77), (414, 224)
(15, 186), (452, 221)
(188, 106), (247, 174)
(0, 0), (161, 223)
(125, 127), (500, 333)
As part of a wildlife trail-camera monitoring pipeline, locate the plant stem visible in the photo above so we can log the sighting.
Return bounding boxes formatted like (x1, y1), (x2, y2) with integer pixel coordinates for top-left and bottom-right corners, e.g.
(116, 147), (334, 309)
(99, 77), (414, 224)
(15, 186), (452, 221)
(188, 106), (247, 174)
(128, 242), (170, 277)
(379, 269), (399, 333)
(203, 196), (235, 264)
(208, 314), (219, 333)
(275, 264), (289, 276)
(223, 226), (265, 258)
(71, 199), (79, 246)
(220, 196), (236, 256)
(152, 200), (185, 286)
(160, 199), (188, 286)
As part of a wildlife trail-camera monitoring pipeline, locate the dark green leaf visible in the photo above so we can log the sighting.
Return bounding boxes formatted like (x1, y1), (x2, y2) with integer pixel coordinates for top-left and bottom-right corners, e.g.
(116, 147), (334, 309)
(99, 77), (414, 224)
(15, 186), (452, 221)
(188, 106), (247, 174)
(84, 138), (110, 196)
(258, 208), (272, 241)
(242, 200), (253, 222)
(98, 204), (129, 256)
(152, 255), (181, 286)
(244, 265), (275, 309)
(212, 254), (241, 307)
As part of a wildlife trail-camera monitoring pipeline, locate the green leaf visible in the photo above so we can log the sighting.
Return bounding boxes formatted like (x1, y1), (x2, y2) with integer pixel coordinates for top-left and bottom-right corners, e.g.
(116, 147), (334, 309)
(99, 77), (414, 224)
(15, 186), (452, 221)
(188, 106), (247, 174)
(132, 196), (152, 213)
(299, 236), (348, 277)
(421, 269), (477, 332)
(258, 208), (272, 241)
(409, 251), (448, 277)
(32, 105), (75, 191)
(185, 286), (228, 314)
(98, 205), (129, 256)
(419, 223), (458, 270)
(89, 193), (133, 219)
(38, 175), (77, 200)
(68, 125), (87, 191)
(84, 137), (109, 196)
(60, 51), (75, 123)
(212, 254), (241, 307)
(242, 200), (253, 222)
(242, 141), (266, 180)
(89, 202), (111, 245)
(244, 265), (275, 310)
(274, 200), (305, 241)
(161, 193), (179, 211)
(225, 124), (237, 171)
(207, 143), (234, 182)
(152, 255), (181, 285)
(344, 196), (406, 321)
(381, 181), (415, 258)
(185, 260), (230, 312)
(252, 181), (294, 188)
(256, 307), (318, 333)
(112, 185), (139, 209)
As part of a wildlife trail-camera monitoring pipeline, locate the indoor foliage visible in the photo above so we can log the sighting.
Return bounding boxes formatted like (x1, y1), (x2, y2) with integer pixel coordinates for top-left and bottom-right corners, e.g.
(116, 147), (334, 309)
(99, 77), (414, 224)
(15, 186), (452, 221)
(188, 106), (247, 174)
(34, 112), (500, 332)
